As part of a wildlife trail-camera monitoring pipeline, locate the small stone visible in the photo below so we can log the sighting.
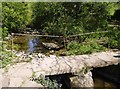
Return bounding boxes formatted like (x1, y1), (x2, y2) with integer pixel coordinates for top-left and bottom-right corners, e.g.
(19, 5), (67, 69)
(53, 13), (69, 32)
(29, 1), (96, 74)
(49, 55), (56, 58)
(38, 53), (43, 58)
(16, 53), (22, 57)
(29, 55), (34, 58)
(50, 50), (54, 53)
(38, 53), (46, 58)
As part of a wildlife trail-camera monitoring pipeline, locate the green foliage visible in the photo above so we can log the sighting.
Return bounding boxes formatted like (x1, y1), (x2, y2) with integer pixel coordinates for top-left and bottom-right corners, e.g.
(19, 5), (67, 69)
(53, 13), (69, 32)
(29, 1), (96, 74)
(66, 41), (107, 55)
(0, 50), (12, 68)
(106, 2), (120, 15)
(2, 2), (31, 33)
(0, 41), (17, 68)
(2, 27), (8, 38)
(32, 2), (109, 36)
(108, 26), (120, 49)
(1, 2), (120, 58)
(82, 65), (91, 74)
(32, 2), (81, 36)
(0, 28), (2, 40)
(31, 75), (61, 88)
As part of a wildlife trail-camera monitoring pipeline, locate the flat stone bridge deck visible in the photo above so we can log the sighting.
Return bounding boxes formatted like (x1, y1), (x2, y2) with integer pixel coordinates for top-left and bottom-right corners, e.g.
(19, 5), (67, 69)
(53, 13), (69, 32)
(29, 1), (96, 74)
(0, 51), (120, 87)
(34, 51), (120, 76)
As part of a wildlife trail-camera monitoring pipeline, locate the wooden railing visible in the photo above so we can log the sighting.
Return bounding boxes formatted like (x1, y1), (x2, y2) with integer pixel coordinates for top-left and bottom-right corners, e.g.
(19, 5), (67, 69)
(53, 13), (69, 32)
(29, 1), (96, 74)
(11, 30), (110, 47)
(12, 30), (109, 38)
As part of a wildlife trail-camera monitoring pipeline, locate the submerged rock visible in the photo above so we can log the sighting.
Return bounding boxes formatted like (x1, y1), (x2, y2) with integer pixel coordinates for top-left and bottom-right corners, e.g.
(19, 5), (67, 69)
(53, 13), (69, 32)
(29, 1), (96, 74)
(42, 42), (63, 50)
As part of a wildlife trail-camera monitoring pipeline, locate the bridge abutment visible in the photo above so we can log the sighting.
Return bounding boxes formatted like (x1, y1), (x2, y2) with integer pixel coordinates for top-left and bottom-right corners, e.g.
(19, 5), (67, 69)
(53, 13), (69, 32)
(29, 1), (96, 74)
(70, 71), (94, 88)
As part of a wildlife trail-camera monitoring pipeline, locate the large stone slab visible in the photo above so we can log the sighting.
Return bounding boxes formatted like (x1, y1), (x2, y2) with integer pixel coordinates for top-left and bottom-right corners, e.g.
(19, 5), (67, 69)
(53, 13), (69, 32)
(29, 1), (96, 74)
(7, 62), (33, 79)
(21, 80), (43, 87)
(0, 51), (119, 88)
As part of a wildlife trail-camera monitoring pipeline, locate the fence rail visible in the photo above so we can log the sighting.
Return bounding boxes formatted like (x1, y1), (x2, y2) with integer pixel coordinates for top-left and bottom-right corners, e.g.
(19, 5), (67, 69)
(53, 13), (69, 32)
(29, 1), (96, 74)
(12, 33), (63, 38)
(12, 30), (109, 38)
(67, 31), (108, 38)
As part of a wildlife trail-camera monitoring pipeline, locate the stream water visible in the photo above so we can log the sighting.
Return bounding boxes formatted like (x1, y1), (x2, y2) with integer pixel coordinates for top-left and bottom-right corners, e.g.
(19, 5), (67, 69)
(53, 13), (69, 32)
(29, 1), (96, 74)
(10, 35), (47, 53)
(93, 65), (120, 89)
(10, 35), (65, 55)
(8, 35), (120, 88)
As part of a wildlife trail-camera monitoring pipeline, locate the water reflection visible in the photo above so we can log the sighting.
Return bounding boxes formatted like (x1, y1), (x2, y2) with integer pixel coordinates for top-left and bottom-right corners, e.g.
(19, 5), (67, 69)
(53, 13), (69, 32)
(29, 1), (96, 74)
(27, 37), (38, 52)
(11, 36), (52, 54)
(13, 36), (41, 52)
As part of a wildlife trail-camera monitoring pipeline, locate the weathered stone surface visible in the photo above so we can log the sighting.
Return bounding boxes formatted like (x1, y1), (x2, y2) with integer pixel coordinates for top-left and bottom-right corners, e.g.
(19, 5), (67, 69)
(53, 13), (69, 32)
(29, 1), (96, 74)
(70, 71), (94, 87)
(32, 51), (119, 76)
(38, 53), (45, 58)
(0, 69), (6, 88)
(21, 80), (43, 87)
(31, 56), (85, 76)
(0, 51), (119, 87)
(2, 74), (10, 87)
(9, 77), (23, 87)
(0, 73), (2, 89)
(0, 63), (34, 87)
(0, 69), (10, 87)
(7, 62), (33, 79)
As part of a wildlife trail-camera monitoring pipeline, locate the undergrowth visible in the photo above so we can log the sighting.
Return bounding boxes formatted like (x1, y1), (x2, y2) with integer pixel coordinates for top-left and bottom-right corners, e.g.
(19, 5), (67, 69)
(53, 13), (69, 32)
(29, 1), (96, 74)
(0, 41), (17, 68)
(31, 74), (61, 88)
(65, 41), (107, 55)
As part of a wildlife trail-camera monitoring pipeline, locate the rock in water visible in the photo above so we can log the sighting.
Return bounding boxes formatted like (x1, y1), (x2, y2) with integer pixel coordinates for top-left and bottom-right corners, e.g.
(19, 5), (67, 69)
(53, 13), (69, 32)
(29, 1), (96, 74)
(42, 42), (63, 50)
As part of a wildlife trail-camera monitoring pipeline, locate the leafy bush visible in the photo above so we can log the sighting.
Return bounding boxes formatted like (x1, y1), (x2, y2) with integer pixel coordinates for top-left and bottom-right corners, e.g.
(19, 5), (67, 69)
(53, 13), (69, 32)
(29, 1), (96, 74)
(0, 41), (17, 68)
(108, 26), (120, 49)
(0, 50), (13, 68)
(31, 74), (61, 88)
(0, 28), (2, 40)
(65, 41), (107, 55)
(1, 27), (8, 38)
(2, 2), (32, 33)
(32, 2), (109, 36)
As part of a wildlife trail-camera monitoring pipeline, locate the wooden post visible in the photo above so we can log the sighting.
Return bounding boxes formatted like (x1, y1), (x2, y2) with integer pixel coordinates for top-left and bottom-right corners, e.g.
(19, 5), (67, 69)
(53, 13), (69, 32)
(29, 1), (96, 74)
(63, 36), (66, 49)
(108, 32), (110, 49)
(11, 33), (14, 56)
